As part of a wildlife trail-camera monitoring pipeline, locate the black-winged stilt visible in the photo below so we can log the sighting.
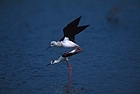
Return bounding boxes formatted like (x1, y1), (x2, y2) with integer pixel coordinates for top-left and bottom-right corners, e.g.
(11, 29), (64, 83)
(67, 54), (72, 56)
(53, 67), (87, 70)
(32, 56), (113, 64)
(46, 16), (89, 70)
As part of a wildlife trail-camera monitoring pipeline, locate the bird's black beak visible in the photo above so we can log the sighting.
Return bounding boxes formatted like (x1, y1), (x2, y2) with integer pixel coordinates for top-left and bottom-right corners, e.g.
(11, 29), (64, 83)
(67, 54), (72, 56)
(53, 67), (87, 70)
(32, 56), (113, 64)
(46, 63), (51, 66)
(46, 46), (51, 50)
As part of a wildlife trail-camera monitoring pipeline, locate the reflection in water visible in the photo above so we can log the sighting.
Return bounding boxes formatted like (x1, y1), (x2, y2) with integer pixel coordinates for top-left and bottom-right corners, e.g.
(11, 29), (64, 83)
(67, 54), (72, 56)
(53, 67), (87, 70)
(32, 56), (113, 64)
(65, 69), (73, 94)
(63, 69), (84, 94)
(52, 69), (84, 94)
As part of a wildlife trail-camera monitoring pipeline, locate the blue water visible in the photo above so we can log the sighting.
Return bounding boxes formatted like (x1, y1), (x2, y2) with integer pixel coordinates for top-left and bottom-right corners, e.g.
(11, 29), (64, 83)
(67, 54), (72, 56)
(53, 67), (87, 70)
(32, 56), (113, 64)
(0, 0), (140, 94)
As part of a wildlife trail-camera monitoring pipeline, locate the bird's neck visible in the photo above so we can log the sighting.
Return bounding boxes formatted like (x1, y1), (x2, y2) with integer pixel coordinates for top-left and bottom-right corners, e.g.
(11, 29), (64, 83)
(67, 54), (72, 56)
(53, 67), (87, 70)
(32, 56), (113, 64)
(56, 41), (62, 47)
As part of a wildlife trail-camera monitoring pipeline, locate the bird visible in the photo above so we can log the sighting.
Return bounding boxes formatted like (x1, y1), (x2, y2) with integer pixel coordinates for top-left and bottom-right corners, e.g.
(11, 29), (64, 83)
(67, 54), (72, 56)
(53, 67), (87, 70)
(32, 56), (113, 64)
(46, 16), (89, 70)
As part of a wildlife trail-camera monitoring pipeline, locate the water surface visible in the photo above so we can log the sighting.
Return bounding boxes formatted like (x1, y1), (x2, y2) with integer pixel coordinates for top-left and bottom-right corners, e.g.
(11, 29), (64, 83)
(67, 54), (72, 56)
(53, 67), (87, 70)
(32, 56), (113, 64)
(0, 0), (140, 94)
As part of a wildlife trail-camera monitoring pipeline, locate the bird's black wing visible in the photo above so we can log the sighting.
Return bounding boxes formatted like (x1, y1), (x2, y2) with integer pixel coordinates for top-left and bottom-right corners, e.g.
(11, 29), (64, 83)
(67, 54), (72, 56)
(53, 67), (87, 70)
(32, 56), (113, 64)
(60, 16), (89, 43)
(73, 25), (89, 35)
(65, 16), (81, 29)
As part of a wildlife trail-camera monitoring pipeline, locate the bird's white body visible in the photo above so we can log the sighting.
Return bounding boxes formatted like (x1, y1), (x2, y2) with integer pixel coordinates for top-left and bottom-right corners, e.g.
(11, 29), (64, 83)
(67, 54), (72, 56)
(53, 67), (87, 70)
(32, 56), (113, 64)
(51, 56), (68, 64)
(51, 37), (79, 48)
(61, 37), (79, 48)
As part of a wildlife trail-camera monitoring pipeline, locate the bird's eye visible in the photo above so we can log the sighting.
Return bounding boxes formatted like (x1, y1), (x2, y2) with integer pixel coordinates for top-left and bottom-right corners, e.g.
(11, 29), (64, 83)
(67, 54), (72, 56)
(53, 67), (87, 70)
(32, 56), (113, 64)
(51, 43), (54, 45)
(51, 41), (55, 46)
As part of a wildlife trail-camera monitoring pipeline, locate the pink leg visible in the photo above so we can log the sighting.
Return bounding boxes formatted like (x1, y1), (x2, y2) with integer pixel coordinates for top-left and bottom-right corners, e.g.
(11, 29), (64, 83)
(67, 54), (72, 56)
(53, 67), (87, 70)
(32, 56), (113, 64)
(62, 47), (82, 57)
(67, 69), (72, 88)
(61, 47), (82, 70)
(66, 60), (72, 70)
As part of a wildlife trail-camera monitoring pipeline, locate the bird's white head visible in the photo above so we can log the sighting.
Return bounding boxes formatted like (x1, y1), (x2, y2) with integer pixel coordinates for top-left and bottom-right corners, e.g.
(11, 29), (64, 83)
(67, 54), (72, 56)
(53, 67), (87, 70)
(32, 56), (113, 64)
(46, 41), (56, 50)
(46, 41), (62, 50)
(50, 41), (57, 47)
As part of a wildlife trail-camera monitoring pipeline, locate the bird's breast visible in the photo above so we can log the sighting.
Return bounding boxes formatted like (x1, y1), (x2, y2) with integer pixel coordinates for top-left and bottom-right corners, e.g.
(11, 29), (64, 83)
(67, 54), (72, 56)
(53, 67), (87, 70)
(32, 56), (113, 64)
(61, 41), (78, 48)
(56, 42), (62, 47)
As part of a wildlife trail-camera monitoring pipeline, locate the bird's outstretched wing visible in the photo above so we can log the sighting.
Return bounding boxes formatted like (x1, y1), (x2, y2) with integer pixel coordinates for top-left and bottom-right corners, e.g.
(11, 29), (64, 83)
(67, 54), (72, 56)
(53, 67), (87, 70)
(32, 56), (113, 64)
(60, 16), (89, 43)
